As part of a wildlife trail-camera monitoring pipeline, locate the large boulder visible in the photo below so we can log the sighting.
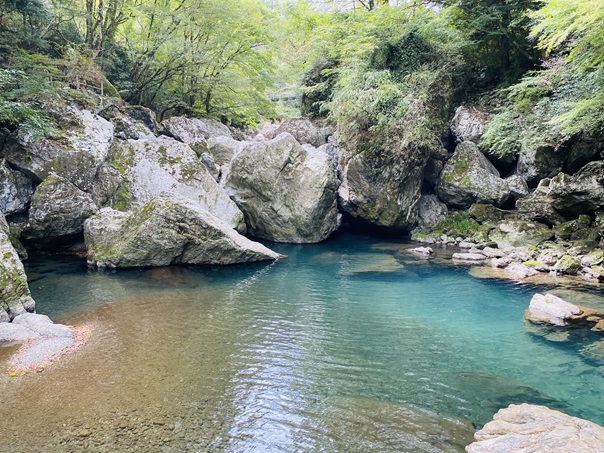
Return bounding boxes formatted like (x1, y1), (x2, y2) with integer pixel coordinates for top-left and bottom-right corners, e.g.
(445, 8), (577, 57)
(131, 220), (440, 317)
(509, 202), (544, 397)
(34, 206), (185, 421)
(517, 143), (566, 187)
(2, 107), (114, 189)
(274, 118), (327, 148)
(98, 136), (245, 231)
(466, 403), (604, 453)
(0, 213), (35, 322)
(549, 161), (604, 217)
(436, 142), (510, 209)
(160, 117), (232, 153)
(22, 174), (98, 244)
(516, 179), (567, 225)
(226, 133), (340, 243)
(0, 159), (34, 216)
(525, 293), (583, 326)
(84, 195), (283, 268)
(489, 220), (553, 251)
(449, 106), (489, 144)
(98, 104), (156, 140)
(337, 138), (432, 231)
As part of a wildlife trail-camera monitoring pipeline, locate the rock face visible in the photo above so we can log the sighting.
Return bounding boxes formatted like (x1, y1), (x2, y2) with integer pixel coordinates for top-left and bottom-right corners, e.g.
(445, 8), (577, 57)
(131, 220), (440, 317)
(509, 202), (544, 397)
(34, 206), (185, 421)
(525, 293), (582, 326)
(22, 174), (98, 243)
(226, 133), (340, 243)
(3, 107), (114, 188)
(489, 220), (553, 251)
(84, 195), (283, 268)
(416, 194), (447, 227)
(0, 213), (35, 322)
(466, 403), (604, 453)
(516, 179), (567, 225)
(100, 136), (245, 231)
(0, 159), (34, 216)
(436, 142), (509, 209)
(274, 118), (326, 147)
(549, 161), (604, 217)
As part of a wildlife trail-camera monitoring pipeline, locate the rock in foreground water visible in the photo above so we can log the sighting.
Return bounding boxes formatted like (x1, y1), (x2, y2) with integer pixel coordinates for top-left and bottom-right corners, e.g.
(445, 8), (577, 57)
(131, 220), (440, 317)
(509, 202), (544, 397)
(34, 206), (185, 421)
(525, 293), (583, 326)
(466, 403), (604, 453)
(85, 195), (283, 268)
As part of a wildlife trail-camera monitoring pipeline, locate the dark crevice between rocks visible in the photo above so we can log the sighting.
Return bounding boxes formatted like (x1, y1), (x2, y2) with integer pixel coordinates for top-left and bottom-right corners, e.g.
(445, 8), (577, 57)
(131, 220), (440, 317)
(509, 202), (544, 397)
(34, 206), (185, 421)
(339, 212), (412, 238)
(20, 233), (88, 257)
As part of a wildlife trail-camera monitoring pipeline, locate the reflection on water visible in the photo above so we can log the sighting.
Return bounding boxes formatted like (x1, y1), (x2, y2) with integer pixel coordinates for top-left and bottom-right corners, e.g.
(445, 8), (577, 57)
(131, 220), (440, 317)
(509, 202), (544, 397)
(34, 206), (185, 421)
(1, 233), (604, 452)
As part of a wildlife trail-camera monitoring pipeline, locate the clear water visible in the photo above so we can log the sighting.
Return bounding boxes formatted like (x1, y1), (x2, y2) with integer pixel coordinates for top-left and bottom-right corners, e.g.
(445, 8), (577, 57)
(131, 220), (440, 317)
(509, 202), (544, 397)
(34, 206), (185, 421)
(1, 232), (604, 452)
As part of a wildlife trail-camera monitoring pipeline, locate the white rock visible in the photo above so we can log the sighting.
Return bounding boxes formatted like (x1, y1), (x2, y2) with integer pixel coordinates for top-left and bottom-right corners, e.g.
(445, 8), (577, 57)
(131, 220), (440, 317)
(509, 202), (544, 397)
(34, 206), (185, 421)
(525, 293), (582, 326)
(505, 263), (539, 279)
(12, 313), (73, 338)
(452, 252), (487, 261)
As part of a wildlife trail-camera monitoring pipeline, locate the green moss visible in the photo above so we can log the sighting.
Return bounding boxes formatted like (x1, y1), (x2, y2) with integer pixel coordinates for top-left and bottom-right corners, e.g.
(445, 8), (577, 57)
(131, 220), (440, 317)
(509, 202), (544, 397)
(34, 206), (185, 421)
(523, 260), (545, 268)
(112, 186), (133, 211)
(110, 144), (135, 176)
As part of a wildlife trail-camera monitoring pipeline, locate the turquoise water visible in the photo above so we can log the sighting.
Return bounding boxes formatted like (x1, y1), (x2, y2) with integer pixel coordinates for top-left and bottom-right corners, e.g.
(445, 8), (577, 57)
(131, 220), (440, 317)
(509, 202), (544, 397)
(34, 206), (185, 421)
(7, 232), (604, 451)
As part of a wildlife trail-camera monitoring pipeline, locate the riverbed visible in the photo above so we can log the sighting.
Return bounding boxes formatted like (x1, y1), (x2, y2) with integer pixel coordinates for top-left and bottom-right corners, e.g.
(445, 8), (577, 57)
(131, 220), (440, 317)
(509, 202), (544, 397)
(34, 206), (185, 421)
(1, 233), (603, 452)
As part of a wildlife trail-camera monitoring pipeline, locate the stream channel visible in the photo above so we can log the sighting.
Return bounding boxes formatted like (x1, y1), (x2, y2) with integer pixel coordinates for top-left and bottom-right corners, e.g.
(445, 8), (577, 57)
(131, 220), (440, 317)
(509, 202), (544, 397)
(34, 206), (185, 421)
(1, 232), (604, 452)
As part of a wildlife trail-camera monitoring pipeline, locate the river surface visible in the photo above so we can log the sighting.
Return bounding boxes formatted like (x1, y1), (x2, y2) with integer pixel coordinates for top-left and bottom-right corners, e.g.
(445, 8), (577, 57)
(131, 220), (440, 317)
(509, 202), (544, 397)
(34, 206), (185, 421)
(1, 233), (604, 452)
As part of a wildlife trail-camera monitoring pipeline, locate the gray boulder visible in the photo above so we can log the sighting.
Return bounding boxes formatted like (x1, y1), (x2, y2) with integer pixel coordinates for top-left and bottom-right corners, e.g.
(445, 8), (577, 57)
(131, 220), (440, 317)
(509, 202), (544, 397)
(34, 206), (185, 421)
(517, 143), (566, 186)
(274, 118), (326, 147)
(466, 403), (604, 453)
(0, 322), (39, 343)
(99, 136), (245, 231)
(22, 174), (98, 243)
(516, 179), (567, 225)
(3, 107), (113, 189)
(505, 175), (529, 201)
(0, 213), (35, 322)
(0, 159), (34, 215)
(84, 195), (283, 268)
(416, 194), (447, 228)
(505, 263), (538, 279)
(549, 161), (604, 217)
(525, 293), (582, 326)
(489, 220), (553, 251)
(436, 142), (510, 209)
(161, 117), (232, 153)
(98, 104), (156, 140)
(207, 135), (243, 167)
(450, 106), (489, 144)
(226, 133), (340, 243)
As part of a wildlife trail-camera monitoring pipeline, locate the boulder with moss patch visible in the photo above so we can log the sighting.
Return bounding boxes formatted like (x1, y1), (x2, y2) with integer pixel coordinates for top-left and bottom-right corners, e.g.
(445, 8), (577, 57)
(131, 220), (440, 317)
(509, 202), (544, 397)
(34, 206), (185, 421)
(98, 136), (245, 232)
(489, 220), (553, 252)
(436, 142), (509, 209)
(84, 195), (283, 269)
(550, 161), (604, 217)
(0, 213), (35, 322)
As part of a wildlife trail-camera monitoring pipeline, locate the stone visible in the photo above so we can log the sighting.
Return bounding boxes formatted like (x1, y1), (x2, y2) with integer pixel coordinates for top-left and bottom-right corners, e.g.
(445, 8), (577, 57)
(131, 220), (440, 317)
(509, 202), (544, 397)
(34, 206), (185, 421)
(452, 252), (487, 261)
(489, 220), (553, 251)
(12, 313), (73, 338)
(22, 174), (98, 244)
(0, 322), (39, 343)
(549, 161), (604, 217)
(160, 117), (232, 147)
(505, 175), (529, 201)
(552, 255), (582, 275)
(99, 136), (245, 231)
(505, 263), (539, 279)
(0, 213), (36, 321)
(468, 203), (503, 225)
(416, 194), (447, 228)
(98, 104), (156, 140)
(436, 142), (510, 209)
(3, 107), (114, 189)
(337, 141), (431, 231)
(123, 106), (159, 133)
(449, 106), (489, 144)
(579, 340), (604, 366)
(516, 179), (567, 225)
(273, 118), (326, 147)
(84, 195), (283, 269)
(491, 257), (512, 268)
(482, 247), (505, 258)
(581, 250), (604, 267)
(517, 143), (567, 186)
(206, 136), (243, 167)
(423, 157), (444, 189)
(562, 133), (602, 175)
(525, 293), (582, 326)
(255, 122), (280, 140)
(225, 133), (340, 243)
(0, 160), (34, 216)
(409, 247), (433, 256)
(466, 403), (604, 453)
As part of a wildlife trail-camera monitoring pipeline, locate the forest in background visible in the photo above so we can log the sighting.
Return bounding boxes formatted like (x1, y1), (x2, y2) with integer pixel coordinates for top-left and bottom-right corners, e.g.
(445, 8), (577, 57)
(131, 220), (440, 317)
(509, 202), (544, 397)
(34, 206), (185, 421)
(0, 0), (602, 159)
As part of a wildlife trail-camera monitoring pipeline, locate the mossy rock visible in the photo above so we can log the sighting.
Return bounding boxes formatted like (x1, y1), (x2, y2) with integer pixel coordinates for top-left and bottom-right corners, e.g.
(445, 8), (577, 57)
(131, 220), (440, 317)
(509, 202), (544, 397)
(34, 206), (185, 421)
(468, 203), (504, 224)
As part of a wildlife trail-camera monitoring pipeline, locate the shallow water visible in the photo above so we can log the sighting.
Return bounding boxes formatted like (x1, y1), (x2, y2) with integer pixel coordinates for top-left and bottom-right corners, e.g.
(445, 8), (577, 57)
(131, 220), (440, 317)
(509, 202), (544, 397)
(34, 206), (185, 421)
(1, 233), (604, 452)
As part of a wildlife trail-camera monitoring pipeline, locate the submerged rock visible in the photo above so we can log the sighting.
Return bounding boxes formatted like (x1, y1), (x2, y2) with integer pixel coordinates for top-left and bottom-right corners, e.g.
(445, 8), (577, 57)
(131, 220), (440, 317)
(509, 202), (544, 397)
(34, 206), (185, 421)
(0, 213), (35, 322)
(466, 403), (604, 453)
(525, 293), (582, 326)
(226, 133), (340, 243)
(84, 195), (283, 269)
(436, 142), (509, 209)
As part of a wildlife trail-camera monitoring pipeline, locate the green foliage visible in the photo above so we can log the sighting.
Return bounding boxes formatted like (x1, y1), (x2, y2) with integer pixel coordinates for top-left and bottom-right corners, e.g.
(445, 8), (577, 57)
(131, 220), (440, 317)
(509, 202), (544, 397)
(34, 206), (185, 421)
(415, 211), (489, 239)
